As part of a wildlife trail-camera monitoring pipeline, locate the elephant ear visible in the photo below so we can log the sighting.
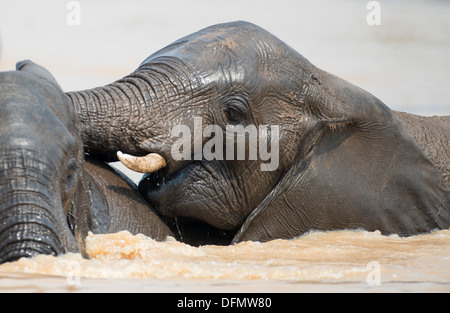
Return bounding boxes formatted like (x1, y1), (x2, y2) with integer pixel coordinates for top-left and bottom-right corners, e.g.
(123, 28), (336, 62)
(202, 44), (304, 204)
(16, 60), (60, 87)
(69, 169), (110, 257)
(233, 70), (450, 243)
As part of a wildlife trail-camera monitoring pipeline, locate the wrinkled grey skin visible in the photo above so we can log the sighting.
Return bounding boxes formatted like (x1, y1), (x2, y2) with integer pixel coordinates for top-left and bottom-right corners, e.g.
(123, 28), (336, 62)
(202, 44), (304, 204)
(67, 21), (450, 243)
(0, 61), (173, 264)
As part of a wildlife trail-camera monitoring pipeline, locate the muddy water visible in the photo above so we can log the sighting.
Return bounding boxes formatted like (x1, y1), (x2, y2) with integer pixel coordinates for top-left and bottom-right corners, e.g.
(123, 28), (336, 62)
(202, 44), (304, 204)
(0, 229), (449, 292)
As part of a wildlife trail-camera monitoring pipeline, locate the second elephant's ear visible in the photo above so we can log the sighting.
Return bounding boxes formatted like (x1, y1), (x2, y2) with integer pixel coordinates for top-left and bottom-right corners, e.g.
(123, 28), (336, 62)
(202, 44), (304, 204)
(233, 70), (450, 243)
(70, 169), (110, 257)
(16, 60), (61, 88)
(302, 70), (394, 129)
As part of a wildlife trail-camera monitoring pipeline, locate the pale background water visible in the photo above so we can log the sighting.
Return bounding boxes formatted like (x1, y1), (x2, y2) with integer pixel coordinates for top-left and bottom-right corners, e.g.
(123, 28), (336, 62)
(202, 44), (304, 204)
(1, 0), (449, 115)
(0, 0), (449, 292)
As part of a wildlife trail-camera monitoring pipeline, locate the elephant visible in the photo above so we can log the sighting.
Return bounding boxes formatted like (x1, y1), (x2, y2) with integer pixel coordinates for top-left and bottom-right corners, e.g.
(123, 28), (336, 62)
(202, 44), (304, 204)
(0, 60), (173, 264)
(66, 21), (450, 244)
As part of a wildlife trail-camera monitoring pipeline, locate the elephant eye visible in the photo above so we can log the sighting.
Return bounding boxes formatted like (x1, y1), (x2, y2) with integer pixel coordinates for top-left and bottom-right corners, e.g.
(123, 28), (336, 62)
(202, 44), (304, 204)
(225, 107), (242, 122)
(224, 100), (248, 124)
(61, 159), (80, 214)
(64, 160), (79, 195)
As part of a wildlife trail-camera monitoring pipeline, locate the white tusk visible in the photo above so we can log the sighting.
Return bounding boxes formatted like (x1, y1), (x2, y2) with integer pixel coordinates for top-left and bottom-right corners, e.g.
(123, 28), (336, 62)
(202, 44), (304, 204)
(117, 151), (166, 173)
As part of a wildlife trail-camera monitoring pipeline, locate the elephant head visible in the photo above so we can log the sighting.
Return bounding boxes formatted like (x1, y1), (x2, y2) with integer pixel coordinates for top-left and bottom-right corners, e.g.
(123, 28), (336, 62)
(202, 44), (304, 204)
(0, 61), (82, 262)
(67, 21), (450, 243)
(0, 61), (174, 263)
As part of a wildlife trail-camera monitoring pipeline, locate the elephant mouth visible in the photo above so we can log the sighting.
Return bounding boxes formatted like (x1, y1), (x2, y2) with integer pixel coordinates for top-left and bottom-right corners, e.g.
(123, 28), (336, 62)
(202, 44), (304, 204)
(138, 160), (204, 223)
(125, 151), (243, 241)
(117, 150), (195, 190)
(138, 161), (237, 245)
(138, 160), (200, 199)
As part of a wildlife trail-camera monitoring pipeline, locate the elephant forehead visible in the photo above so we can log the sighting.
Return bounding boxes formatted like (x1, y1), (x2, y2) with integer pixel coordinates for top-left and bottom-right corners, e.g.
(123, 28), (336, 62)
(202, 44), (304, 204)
(0, 129), (76, 167)
(140, 22), (299, 95)
(0, 146), (55, 175)
(0, 90), (76, 157)
(143, 22), (279, 69)
(198, 63), (246, 87)
(179, 32), (240, 50)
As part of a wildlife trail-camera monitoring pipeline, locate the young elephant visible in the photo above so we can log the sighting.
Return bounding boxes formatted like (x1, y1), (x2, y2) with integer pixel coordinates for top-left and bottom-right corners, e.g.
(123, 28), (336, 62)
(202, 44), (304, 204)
(0, 61), (173, 264)
(67, 21), (450, 243)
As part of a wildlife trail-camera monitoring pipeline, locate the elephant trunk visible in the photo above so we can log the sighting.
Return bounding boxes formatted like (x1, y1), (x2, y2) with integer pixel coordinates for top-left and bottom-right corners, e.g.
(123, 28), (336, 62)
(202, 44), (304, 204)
(0, 203), (62, 263)
(66, 58), (194, 163)
(67, 83), (148, 162)
(0, 164), (79, 264)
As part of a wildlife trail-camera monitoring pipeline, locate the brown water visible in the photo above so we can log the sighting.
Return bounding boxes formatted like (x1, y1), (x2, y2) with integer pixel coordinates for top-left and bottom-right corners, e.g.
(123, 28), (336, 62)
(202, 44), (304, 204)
(0, 229), (449, 292)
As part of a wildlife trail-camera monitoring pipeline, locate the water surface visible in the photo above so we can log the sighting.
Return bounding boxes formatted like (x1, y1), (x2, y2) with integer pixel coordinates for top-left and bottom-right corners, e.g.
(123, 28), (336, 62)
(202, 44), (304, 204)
(1, 229), (449, 292)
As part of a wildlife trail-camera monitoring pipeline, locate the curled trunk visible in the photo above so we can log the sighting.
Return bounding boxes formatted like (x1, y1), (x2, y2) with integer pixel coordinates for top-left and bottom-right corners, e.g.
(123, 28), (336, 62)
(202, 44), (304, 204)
(0, 155), (79, 264)
(67, 83), (149, 162)
(0, 197), (79, 264)
(66, 58), (194, 162)
(0, 202), (63, 263)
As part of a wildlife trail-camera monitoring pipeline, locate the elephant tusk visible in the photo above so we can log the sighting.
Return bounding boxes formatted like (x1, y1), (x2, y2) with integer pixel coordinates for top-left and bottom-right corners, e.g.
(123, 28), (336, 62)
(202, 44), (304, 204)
(117, 151), (167, 173)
